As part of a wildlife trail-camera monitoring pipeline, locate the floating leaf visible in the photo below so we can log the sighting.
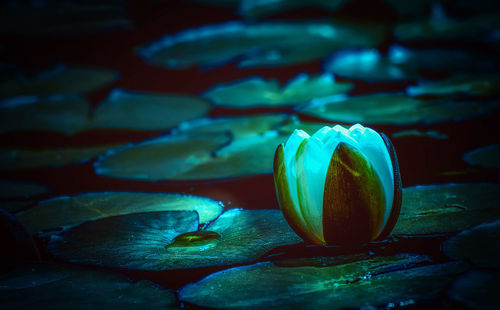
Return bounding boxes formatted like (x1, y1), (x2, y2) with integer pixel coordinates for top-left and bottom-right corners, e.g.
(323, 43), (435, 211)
(239, 0), (348, 19)
(394, 12), (500, 42)
(463, 144), (500, 169)
(94, 132), (231, 181)
(392, 129), (448, 140)
(0, 143), (124, 171)
(90, 89), (211, 130)
(443, 219), (500, 269)
(0, 263), (177, 309)
(300, 93), (500, 125)
(179, 254), (466, 309)
(48, 209), (302, 270)
(394, 183), (500, 235)
(324, 45), (495, 82)
(49, 211), (200, 270)
(18, 192), (223, 235)
(447, 269), (499, 310)
(138, 21), (385, 69)
(177, 114), (290, 138)
(0, 65), (118, 98)
(0, 3), (132, 37)
(0, 179), (48, 199)
(407, 74), (500, 97)
(0, 200), (35, 214)
(202, 73), (352, 108)
(0, 95), (90, 135)
(96, 115), (294, 180)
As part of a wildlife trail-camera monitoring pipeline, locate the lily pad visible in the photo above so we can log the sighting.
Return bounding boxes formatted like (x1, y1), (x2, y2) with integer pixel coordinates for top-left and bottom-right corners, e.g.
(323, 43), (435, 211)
(447, 269), (499, 310)
(17, 192), (223, 235)
(0, 263), (177, 309)
(394, 183), (500, 235)
(138, 20), (385, 69)
(299, 93), (500, 125)
(48, 209), (302, 270)
(394, 12), (500, 42)
(202, 73), (352, 108)
(179, 254), (466, 309)
(407, 74), (500, 97)
(392, 129), (448, 139)
(463, 144), (500, 169)
(442, 219), (500, 269)
(0, 143), (125, 171)
(0, 2), (132, 37)
(239, 0), (349, 19)
(0, 95), (90, 135)
(324, 45), (495, 82)
(176, 114), (290, 138)
(94, 132), (231, 181)
(0, 65), (118, 98)
(0, 179), (49, 199)
(90, 89), (211, 130)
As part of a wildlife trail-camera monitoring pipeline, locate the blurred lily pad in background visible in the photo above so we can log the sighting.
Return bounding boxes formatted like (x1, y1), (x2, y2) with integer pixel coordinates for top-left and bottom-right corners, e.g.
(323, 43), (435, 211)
(0, 143), (125, 170)
(407, 74), (500, 97)
(0, 1), (132, 37)
(299, 93), (500, 125)
(48, 209), (301, 270)
(0, 65), (119, 98)
(203, 73), (352, 108)
(95, 114), (301, 180)
(0, 263), (177, 309)
(0, 179), (49, 199)
(325, 45), (497, 82)
(18, 192), (223, 235)
(137, 20), (385, 69)
(443, 219), (500, 269)
(89, 88), (211, 130)
(463, 144), (500, 169)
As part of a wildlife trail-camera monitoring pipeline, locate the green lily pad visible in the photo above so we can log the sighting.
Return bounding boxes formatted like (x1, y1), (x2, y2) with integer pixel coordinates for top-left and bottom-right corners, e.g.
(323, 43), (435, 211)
(442, 220), (500, 269)
(90, 89), (211, 130)
(0, 65), (118, 98)
(48, 209), (302, 270)
(407, 74), (500, 97)
(447, 269), (499, 310)
(0, 200), (35, 214)
(325, 46), (495, 82)
(94, 132), (231, 181)
(0, 95), (90, 135)
(392, 129), (448, 140)
(394, 183), (500, 235)
(202, 73), (352, 108)
(18, 192), (223, 235)
(463, 144), (500, 169)
(0, 143), (125, 171)
(394, 12), (500, 42)
(0, 2), (132, 37)
(96, 114), (295, 180)
(239, 0), (348, 18)
(0, 179), (49, 199)
(300, 93), (500, 125)
(138, 20), (384, 69)
(179, 254), (467, 309)
(0, 263), (177, 309)
(177, 114), (290, 139)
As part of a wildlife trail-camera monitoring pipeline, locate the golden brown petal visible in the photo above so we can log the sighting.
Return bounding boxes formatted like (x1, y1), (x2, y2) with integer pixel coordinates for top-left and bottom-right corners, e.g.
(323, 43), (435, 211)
(322, 142), (385, 245)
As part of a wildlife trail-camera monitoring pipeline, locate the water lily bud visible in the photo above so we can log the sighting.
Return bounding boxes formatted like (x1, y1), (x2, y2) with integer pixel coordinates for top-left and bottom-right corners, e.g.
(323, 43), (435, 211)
(273, 124), (402, 246)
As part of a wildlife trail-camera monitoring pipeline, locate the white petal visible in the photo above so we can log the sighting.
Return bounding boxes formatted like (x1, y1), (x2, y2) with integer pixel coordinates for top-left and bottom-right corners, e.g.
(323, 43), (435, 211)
(283, 129), (310, 232)
(348, 124), (394, 232)
(294, 136), (329, 240)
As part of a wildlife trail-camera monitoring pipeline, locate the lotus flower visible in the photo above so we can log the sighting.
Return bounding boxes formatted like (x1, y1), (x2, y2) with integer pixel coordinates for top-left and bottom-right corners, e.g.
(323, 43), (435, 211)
(273, 124), (402, 246)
